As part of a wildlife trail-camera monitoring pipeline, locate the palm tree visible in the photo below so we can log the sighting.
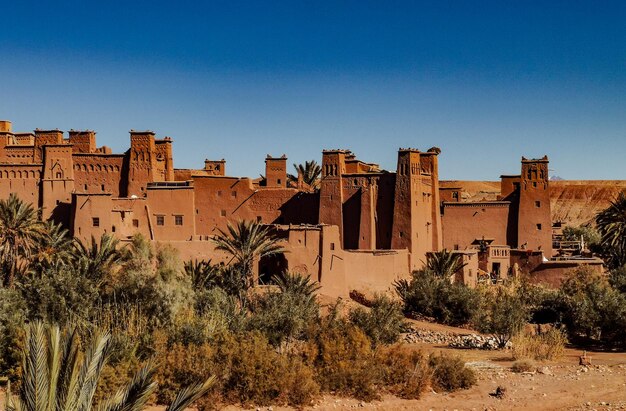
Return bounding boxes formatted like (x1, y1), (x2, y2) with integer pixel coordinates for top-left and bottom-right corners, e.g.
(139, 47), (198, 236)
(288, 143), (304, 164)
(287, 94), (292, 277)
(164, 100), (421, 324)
(6, 321), (214, 411)
(212, 220), (285, 290)
(184, 259), (220, 290)
(425, 249), (467, 279)
(31, 221), (75, 271)
(273, 271), (320, 303)
(596, 191), (626, 269)
(288, 160), (322, 190)
(74, 234), (125, 283)
(0, 193), (45, 287)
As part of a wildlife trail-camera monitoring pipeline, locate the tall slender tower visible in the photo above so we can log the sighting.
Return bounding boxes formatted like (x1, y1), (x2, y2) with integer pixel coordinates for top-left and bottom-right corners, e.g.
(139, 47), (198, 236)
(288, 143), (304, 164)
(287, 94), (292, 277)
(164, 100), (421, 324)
(318, 150), (348, 242)
(127, 131), (158, 197)
(517, 156), (552, 256)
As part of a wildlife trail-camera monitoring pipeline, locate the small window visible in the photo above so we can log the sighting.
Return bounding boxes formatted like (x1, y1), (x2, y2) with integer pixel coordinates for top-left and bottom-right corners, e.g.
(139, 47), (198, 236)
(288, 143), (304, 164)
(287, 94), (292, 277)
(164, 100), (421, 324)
(56, 172), (62, 179)
(277, 179), (281, 185)
(101, 184), (105, 191)
(256, 216), (262, 222)
(330, 243), (335, 250)
(535, 201), (541, 208)
(175, 215), (183, 225)
(92, 217), (100, 227)
(231, 191), (237, 198)
(112, 226), (116, 233)
(133, 219), (139, 228)
(220, 210), (227, 217)
(217, 190), (222, 197)
(533, 181), (537, 188)
(536, 223), (542, 230)
(84, 184), (88, 190)
(156, 215), (165, 226)
(399, 231), (404, 238)
(452, 191), (459, 199)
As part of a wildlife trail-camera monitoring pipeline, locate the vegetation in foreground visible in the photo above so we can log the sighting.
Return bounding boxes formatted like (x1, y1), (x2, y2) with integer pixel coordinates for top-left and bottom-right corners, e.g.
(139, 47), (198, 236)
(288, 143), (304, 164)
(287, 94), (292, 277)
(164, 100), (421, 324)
(0, 193), (476, 409)
(0, 189), (625, 408)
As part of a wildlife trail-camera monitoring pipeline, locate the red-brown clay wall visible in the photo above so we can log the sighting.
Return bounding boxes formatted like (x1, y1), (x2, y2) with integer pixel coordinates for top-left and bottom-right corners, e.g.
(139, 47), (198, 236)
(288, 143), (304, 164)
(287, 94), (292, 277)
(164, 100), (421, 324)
(73, 155), (125, 196)
(442, 202), (511, 250)
(0, 165), (42, 206)
(265, 157), (287, 188)
(192, 176), (306, 235)
(146, 186), (195, 241)
(4, 146), (36, 164)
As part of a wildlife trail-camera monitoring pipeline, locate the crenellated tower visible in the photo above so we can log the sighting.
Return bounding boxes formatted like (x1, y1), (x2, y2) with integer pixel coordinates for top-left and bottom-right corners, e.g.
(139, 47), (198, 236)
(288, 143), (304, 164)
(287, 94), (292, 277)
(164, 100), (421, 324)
(517, 156), (552, 256)
(127, 131), (158, 196)
(319, 150), (348, 240)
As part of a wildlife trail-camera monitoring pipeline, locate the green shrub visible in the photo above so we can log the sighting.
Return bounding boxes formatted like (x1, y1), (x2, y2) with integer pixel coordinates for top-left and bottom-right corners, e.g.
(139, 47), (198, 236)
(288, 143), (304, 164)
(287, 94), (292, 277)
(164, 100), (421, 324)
(0, 288), (26, 380)
(395, 271), (481, 326)
(248, 287), (319, 347)
(349, 294), (405, 346)
(428, 354), (476, 392)
(476, 286), (529, 347)
(558, 267), (626, 345)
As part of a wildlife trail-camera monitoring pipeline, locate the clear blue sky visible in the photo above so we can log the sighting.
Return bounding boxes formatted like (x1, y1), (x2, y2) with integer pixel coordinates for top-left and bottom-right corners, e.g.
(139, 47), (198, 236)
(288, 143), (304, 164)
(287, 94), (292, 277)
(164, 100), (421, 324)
(1, 1), (624, 180)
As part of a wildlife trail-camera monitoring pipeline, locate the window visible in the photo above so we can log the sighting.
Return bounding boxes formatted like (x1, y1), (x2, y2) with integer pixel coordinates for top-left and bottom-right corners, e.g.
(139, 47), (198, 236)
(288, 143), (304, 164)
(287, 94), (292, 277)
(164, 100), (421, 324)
(112, 226), (116, 233)
(231, 191), (237, 198)
(277, 179), (281, 185)
(256, 216), (262, 222)
(536, 223), (542, 230)
(452, 191), (459, 199)
(133, 219), (139, 228)
(217, 190), (222, 197)
(92, 217), (100, 227)
(330, 243), (335, 250)
(533, 181), (537, 188)
(175, 215), (183, 226)
(220, 210), (227, 217)
(156, 215), (165, 226)
(101, 184), (105, 191)
(535, 201), (541, 208)
(399, 231), (404, 238)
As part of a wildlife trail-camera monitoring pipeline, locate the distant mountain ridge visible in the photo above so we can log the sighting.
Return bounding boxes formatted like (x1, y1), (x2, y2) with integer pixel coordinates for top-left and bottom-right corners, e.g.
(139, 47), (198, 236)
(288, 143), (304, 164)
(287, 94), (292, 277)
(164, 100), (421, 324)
(440, 180), (626, 227)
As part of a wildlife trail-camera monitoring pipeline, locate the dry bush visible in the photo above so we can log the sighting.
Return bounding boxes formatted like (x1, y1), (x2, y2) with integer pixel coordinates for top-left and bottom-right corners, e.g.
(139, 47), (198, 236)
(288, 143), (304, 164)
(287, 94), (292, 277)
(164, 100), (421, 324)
(375, 345), (432, 399)
(428, 353), (476, 392)
(308, 324), (379, 401)
(511, 359), (535, 373)
(154, 330), (318, 409)
(512, 328), (567, 361)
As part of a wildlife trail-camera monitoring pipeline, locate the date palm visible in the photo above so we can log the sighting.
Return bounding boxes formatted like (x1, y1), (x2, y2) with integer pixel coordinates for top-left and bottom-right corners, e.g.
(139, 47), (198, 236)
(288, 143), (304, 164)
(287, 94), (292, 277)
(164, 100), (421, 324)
(5, 321), (214, 411)
(32, 221), (75, 271)
(0, 193), (45, 287)
(212, 220), (285, 290)
(288, 160), (322, 190)
(425, 249), (467, 279)
(596, 191), (626, 269)
(74, 234), (125, 283)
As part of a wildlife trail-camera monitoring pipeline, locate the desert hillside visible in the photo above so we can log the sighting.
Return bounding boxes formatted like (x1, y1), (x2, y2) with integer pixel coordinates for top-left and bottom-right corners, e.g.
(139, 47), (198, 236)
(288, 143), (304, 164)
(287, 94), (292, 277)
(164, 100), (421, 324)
(440, 180), (626, 227)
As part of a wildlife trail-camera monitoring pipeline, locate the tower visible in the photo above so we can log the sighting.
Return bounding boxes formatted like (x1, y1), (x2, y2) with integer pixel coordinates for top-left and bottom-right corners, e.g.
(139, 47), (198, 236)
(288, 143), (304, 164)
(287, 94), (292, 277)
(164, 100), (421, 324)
(318, 150), (348, 240)
(41, 144), (75, 223)
(265, 155), (287, 188)
(517, 156), (552, 256)
(127, 131), (158, 197)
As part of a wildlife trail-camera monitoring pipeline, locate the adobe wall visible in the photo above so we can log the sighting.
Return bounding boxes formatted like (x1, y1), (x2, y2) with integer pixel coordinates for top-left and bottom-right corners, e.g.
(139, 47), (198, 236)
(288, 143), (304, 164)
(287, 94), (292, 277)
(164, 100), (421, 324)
(441, 202), (511, 250)
(191, 176), (307, 235)
(4, 146), (36, 164)
(145, 184), (196, 241)
(73, 155), (125, 196)
(525, 259), (604, 288)
(0, 165), (41, 207)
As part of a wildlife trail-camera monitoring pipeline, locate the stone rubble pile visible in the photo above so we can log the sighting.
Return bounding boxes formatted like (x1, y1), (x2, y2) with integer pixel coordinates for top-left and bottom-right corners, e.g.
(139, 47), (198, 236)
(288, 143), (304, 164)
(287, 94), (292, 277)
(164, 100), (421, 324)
(404, 329), (513, 350)
(402, 329), (457, 345)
